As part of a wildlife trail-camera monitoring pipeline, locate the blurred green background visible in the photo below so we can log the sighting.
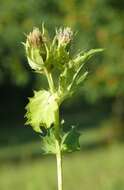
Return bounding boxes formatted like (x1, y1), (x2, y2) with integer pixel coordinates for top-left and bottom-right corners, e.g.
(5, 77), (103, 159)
(0, 0), (124, 189)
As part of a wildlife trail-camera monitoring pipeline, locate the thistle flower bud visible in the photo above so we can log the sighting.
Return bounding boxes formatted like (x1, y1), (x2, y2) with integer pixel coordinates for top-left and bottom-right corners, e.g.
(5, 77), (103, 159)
(27, 28), (44, 48)
(25, 28), (46, 71)
(56, 27), (73, 47)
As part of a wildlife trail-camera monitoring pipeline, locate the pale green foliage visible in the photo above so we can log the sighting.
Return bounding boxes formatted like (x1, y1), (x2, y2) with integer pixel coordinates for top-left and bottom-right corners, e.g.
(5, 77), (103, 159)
(25, 90), (58, 132)
(24, 25), (103, 154)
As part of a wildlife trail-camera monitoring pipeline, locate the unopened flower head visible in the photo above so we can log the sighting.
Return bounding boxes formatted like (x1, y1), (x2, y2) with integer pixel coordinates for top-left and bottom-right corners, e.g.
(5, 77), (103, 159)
(27, 27), (44, 48)
(56, 27), (73, 46)
(25, 27), (46, 71)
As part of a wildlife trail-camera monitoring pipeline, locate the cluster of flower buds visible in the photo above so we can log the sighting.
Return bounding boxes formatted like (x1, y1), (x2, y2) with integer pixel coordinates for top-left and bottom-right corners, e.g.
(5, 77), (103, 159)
(24, 26), (73, 72)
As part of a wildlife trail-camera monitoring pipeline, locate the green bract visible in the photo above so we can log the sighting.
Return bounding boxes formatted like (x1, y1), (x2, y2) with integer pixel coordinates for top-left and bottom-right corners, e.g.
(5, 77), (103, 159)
(24, 25), (103, 154)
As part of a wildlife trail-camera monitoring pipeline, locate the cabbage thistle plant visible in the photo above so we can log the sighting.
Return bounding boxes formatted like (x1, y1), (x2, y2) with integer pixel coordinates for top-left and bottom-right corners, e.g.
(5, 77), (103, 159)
(23, 24), (103, 190)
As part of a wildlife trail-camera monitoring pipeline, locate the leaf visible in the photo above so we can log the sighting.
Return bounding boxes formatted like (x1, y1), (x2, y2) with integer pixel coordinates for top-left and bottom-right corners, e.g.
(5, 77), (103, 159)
(41, 127), (57, 154)
(25, 90), (58, 132)
(58, 49), (103, 102)
(61, 127), (80, 152)
(41, 126), (81, 154)
(76, 71), (88, 85)
(65, 49), (103, 91)
(68, 63), (87, 91)
(73, 48), (104, 69)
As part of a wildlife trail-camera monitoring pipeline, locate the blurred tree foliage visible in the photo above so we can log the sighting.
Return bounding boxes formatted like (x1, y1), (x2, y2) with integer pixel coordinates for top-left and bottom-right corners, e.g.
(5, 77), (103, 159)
(0, 0), (123, 92)
(0, 0), (124, 130)
(0, 0), (64, 86)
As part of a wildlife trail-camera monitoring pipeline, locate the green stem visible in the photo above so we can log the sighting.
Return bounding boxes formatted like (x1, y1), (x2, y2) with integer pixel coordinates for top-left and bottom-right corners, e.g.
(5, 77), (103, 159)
(55, 107), (63, 190)
(45, 68), (63, 190)
(45, 69), (55, 93)
(56, 142), (63, 190)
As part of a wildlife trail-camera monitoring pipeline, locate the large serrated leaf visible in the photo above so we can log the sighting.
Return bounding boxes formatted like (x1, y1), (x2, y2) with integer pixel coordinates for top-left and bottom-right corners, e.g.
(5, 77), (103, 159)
(61, 127), (80, 152)
(25, 90), (58, 132)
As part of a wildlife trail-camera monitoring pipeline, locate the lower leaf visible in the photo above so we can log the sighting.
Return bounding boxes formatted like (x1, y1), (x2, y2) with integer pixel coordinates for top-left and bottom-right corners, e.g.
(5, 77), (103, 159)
(61, 127), (80, 152)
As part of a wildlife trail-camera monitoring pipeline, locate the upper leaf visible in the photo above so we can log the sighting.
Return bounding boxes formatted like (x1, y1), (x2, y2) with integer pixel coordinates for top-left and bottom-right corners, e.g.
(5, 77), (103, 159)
(58, 48), (103, 103)
(25, 90), (58, 132)
(73, 48), (103, 70)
